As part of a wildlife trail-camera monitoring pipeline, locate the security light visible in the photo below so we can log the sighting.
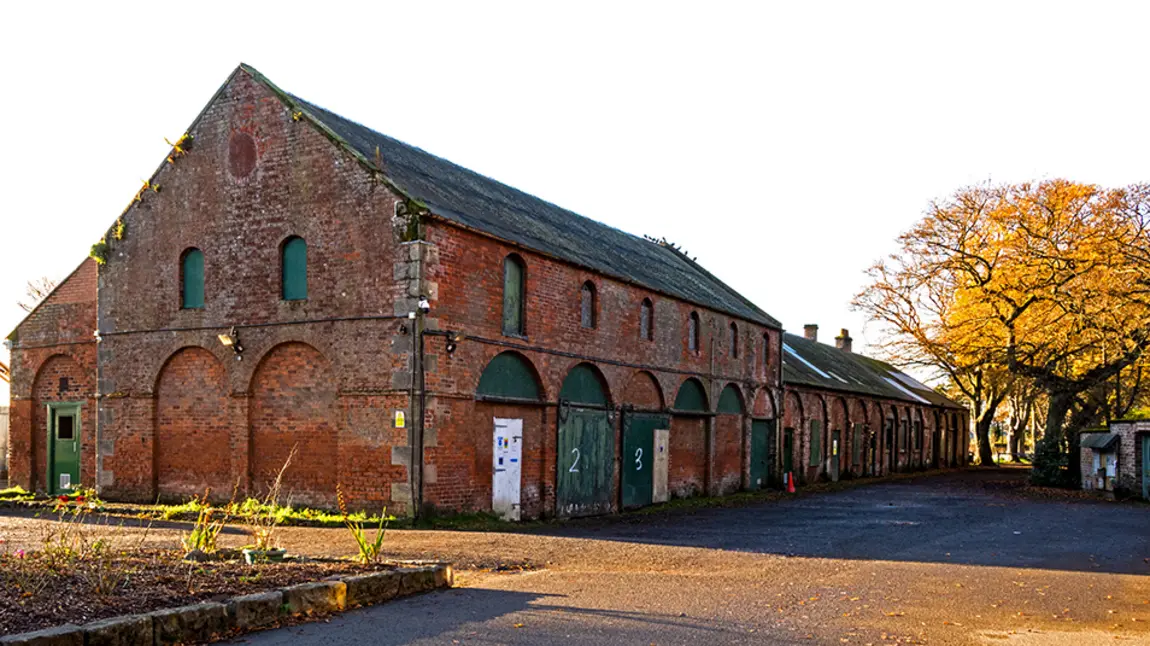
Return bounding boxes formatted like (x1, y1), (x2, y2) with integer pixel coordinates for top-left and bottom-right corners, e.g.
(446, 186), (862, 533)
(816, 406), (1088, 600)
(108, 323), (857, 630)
(218, 326), (244, 360)
(418, 296), (431, 314)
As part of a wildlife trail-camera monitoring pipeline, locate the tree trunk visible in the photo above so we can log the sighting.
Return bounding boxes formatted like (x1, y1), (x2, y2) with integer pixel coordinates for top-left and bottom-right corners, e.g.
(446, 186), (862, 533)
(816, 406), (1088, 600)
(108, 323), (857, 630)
(1044, 392), (1072, 444)
(975, 409), (996, 466)
(1008, 429), (1022, 462)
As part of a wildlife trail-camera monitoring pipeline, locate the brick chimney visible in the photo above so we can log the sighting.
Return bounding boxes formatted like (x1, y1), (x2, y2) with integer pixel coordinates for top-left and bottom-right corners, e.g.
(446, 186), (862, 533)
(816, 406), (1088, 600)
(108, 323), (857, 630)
(803, 324), (818, 341)
(835, 328), (853, 353)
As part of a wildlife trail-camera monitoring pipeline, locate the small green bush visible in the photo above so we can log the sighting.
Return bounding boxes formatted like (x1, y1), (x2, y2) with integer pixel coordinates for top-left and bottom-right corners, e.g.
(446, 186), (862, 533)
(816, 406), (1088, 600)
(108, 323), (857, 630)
(1029, 435), (1072, 487)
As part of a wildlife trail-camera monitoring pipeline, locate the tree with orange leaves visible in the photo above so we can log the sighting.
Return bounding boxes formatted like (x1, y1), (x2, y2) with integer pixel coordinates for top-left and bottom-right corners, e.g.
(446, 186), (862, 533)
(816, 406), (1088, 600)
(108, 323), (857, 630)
(855, 180), (1150, 483)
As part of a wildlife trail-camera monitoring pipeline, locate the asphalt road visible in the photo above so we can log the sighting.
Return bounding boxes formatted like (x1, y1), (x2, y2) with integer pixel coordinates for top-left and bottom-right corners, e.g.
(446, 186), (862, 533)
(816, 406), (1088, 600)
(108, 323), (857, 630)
(228, 469), (1150, 645)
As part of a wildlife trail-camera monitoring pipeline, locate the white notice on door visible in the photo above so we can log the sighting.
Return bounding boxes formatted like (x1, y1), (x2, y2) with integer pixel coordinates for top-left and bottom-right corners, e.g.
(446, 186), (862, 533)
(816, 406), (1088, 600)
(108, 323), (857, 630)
(60, 473), (72, 490)
(492, 418), (523, 521)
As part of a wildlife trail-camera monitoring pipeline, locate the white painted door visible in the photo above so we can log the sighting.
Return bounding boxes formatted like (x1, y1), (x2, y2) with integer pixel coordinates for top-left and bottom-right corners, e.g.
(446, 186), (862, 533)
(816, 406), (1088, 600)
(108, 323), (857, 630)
(652, 428), (670, 503)
(492, 418), (523, 521)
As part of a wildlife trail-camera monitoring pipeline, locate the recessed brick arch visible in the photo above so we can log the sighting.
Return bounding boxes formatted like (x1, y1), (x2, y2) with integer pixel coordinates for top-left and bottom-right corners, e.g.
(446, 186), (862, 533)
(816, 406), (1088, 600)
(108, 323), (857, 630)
(248, 342), (337, 508)
(621, 370), (664, 410)
(154, 346), (232, 501)
(752, 388), (777, 419)
(31, 354), (93, 492)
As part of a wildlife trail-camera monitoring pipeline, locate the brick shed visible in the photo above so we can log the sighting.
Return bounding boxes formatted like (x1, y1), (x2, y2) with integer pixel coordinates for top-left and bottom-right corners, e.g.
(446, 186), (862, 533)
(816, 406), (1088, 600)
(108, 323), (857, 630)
(5, 64), (966, 518)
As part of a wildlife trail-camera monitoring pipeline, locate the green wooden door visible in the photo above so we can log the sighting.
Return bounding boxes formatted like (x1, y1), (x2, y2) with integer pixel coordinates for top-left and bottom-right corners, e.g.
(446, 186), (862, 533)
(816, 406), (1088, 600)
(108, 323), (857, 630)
(48, 404), (81, 494)
(1142, 437), (1150, 501)
(622, 413), (666, 508)
(782, 428), (794, 476)
(750, 420), (771, 490)
(557, 408), (614, 517)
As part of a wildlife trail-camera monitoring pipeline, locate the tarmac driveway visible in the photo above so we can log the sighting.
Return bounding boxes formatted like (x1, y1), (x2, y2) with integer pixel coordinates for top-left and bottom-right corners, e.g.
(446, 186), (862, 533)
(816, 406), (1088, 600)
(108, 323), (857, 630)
(228, 468), (1150, 645)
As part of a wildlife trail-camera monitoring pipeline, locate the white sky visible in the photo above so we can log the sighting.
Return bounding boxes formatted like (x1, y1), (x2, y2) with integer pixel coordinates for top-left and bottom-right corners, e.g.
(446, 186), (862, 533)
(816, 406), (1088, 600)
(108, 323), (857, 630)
(3, 1), (1149, 402)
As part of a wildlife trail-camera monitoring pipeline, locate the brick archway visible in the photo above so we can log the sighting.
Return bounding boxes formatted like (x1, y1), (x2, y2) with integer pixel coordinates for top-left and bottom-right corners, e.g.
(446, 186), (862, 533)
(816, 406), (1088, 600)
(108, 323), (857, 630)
(154, 347), (232, 501)
(248, 342), (337, 508)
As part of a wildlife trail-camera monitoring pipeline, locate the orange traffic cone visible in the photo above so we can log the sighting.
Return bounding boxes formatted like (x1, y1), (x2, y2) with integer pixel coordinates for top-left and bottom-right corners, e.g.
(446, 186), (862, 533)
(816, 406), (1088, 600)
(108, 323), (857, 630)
(786, 472), (796, 493)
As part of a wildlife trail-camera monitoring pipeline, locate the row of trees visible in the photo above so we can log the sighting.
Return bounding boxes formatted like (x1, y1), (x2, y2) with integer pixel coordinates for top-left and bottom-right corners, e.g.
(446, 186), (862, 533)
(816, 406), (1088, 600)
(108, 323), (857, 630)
(854, 180), (1150, 485)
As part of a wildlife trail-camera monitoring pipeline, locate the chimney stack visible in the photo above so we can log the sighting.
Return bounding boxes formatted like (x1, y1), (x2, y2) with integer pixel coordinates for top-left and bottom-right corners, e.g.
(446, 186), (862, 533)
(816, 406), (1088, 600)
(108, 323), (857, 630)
(835, 328), (853, 353)
(803, 324), (818, 341)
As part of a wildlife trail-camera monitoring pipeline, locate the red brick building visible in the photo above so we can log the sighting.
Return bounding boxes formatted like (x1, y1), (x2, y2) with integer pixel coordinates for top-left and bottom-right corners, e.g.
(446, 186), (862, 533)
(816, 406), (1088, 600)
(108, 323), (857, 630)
(4, 64), (964, 518)
(778, 326), (967, 487)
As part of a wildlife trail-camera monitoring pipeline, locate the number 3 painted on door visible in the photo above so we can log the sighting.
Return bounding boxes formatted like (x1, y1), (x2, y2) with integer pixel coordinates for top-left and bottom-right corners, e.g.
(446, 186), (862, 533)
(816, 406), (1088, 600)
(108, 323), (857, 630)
(569, 448), (581, 473)
(635, 447), (643, 471)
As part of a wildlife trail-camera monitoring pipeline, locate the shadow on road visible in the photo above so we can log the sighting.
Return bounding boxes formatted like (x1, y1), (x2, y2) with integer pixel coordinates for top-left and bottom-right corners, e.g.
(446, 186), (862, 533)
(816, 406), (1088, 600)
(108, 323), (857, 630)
(229, 587), (784, 646)
(533, 469), (1150, 576)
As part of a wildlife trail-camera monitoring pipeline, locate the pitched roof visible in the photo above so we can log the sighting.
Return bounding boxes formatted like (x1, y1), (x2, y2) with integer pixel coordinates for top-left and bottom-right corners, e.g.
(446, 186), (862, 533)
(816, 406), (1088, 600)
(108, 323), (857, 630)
(1080, 432), (1119, 451)
(782, 333), (964, 410)
(238, 65), (780, 328)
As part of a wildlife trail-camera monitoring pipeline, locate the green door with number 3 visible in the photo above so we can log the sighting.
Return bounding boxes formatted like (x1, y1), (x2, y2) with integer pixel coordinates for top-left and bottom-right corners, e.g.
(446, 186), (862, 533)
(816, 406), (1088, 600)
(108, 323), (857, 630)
(622, 412), (668, 509)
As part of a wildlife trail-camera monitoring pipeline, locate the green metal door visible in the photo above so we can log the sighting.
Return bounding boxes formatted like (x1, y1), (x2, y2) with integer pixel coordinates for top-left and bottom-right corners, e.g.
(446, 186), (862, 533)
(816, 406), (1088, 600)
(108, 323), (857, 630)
(782, 428), (794, 477)
(48, 404), (81, 495)
(1142, 437), (1150, 501)
(622, 413), (666, 508)
(557, 407), (614, 517)
(750, 420), (770, 490)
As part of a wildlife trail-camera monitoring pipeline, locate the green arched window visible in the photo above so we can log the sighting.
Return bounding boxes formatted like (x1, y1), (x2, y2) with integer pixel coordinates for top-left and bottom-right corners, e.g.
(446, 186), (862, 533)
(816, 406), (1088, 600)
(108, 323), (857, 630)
(559, 363), (609, 406)
(282, 236), (307, 301)
(673, 378), (708, 412)
(181, 248), (204, 310)
(476, 352), (542, 401)
(717, 384), (745, 414)
(502, 255), (526, 336)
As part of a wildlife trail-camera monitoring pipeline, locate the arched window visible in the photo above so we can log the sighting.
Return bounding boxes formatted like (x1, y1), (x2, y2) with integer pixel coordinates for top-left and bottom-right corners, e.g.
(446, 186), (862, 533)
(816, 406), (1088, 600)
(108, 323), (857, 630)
(688, 312), (700, 352)
(580, 281), (597, 329)
(729, 322), (739, 358)
(502, 254), (526, 336)
(281, 236), (307, 301)
(640, 298), (653, 341)
(180, 248), (204, 309)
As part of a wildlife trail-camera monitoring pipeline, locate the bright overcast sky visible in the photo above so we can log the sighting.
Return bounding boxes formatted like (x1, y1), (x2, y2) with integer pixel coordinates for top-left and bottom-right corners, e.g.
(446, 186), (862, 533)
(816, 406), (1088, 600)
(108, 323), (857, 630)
(3, 1), (1149, 401)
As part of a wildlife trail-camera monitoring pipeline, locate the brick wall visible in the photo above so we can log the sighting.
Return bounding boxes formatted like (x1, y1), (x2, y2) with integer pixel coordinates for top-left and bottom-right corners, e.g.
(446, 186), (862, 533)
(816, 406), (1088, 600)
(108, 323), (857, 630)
(668, 416), (707, 498)
(1106, 421), (1148, 495)
(154, 347), (232, 500)
(781, 383), (965, 484)
(7, 259), (98, 492)
(92, 67), (412, 511)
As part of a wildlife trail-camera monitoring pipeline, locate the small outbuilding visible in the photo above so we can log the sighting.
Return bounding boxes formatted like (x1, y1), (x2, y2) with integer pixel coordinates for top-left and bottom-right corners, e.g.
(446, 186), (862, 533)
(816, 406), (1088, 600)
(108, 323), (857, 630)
(1080, 420), (1150, 500)
(1079, 431), (1119, 495)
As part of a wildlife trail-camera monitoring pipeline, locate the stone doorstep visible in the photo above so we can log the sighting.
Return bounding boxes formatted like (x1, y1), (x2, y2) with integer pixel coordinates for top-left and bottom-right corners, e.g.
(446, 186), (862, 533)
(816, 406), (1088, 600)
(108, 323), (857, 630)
(0, 564), (452, 646)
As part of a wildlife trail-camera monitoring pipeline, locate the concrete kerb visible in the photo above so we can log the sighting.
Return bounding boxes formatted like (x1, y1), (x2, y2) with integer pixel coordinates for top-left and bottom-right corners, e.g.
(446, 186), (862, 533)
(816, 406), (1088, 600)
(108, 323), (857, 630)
(0, 563), (452, 646)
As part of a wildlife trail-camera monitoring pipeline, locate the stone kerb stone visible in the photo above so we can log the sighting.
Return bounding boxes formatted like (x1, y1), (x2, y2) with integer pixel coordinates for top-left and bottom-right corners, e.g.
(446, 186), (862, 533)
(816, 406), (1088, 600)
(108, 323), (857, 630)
(149, 602), (229, 645)
(3, 563), (453, 645)
(282, 580), (348, 615)
(227, 591), (285, 630)
(83, 614), (153, 646)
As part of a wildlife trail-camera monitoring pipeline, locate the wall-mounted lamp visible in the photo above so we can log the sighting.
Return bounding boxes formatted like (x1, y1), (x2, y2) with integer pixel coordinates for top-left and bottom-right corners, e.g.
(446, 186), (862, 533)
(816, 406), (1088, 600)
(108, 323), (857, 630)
(218, 326), (244, 361)
(445, 331), (463, 354)
(418, 295), (431, 315)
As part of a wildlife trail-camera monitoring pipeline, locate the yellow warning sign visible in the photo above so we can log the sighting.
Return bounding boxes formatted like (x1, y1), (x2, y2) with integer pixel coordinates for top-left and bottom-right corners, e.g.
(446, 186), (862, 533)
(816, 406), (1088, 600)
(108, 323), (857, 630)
(395, 411), (406, 428)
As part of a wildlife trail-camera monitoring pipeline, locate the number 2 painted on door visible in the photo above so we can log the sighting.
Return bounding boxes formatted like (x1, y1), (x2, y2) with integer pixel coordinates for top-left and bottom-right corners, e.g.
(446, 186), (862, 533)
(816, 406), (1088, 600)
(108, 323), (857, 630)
(634, 448), (644, 471)
(569, 448), (581, 473)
